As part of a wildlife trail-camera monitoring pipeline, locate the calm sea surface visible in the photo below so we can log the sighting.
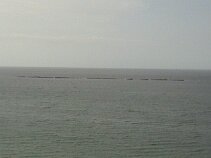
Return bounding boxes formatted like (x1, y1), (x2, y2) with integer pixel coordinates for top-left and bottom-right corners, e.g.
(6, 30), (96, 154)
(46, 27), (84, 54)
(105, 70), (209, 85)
(0, 68), (211, 158)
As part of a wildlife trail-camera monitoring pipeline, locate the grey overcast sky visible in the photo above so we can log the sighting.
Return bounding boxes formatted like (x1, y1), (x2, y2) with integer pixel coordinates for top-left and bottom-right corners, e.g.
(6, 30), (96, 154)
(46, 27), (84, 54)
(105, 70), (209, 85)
(0, 0), (210, 69)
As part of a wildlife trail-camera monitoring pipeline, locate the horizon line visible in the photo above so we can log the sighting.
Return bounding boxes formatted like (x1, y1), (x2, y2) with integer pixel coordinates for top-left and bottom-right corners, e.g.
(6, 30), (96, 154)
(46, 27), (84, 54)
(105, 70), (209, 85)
(0, 66), (210, 71)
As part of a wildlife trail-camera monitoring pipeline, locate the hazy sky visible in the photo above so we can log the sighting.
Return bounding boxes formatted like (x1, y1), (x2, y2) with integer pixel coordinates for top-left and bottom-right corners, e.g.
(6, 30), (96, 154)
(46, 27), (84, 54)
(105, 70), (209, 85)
(0, 0), (210, 69)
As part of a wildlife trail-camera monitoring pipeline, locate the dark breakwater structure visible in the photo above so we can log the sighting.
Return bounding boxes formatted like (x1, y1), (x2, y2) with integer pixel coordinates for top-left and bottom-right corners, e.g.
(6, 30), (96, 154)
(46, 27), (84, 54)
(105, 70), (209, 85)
(87, 77), (117, 80)
(17, 76), (185, 82)
(151, 78), (168, 81)
(17, 76), (71, 79)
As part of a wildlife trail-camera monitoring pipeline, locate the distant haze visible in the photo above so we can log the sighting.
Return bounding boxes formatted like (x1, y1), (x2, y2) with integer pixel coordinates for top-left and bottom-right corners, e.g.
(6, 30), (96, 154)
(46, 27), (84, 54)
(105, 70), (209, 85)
(0, 0), (210, 69)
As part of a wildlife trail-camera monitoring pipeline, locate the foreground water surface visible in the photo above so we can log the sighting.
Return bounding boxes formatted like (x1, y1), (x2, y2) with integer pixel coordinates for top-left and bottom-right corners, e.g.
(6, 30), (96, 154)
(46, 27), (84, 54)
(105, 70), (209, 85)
(0, 68), (211, 158)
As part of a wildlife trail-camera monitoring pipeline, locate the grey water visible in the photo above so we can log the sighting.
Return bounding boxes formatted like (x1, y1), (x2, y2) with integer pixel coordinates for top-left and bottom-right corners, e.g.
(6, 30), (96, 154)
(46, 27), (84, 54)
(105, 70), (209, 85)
(0, 67), (211, 158)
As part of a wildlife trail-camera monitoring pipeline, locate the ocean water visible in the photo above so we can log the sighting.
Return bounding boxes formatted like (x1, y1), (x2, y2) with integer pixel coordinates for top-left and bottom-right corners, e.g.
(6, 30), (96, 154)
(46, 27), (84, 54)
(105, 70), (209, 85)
(0, 68), (211, 158)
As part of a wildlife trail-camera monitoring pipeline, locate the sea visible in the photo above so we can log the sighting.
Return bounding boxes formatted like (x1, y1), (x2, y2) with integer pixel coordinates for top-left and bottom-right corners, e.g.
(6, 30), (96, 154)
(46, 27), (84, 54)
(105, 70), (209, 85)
(0, 67), (211, 158)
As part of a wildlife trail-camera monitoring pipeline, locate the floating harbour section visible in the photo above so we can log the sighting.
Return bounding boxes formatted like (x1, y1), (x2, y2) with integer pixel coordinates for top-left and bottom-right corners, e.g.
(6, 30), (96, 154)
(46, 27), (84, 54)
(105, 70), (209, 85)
(17, 76), (185, 81)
